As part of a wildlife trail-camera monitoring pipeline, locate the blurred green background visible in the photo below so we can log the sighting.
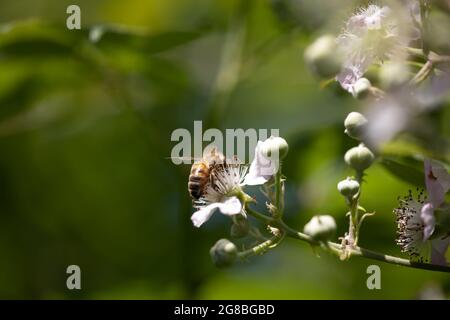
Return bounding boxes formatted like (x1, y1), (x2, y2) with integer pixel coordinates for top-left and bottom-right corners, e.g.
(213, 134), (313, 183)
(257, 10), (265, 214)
(0, 0), (448, 299)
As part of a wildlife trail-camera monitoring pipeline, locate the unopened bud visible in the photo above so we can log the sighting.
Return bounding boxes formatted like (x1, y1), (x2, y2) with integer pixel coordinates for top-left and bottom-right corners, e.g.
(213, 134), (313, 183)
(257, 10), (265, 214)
(230, 217), (250, 238)
(304, 35), (342, 78)
(261, 136), (289, 160)
(344, 143), (375, 172)
(344, 112), (368, 140)
(337, 177), (360, 201)
(303, 215), (337, 242)
(352, 78), (371, 99)
(210, 239), (238, 268)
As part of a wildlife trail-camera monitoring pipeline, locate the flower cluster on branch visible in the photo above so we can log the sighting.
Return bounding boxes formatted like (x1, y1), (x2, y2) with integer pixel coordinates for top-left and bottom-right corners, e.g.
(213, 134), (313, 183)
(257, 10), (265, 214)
(186, 0), (450, 272)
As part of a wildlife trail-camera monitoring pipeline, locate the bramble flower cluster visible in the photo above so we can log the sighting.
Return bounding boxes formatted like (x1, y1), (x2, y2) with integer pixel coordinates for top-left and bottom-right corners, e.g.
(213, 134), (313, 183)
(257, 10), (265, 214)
(301, 0), (450, 267)
(186, 1), (450, 272)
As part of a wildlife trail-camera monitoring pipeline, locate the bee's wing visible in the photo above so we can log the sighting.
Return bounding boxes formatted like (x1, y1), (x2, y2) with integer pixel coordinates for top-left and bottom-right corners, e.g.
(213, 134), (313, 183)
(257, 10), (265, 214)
(165, 156), (202, 162)
(203, 146), (226, 164)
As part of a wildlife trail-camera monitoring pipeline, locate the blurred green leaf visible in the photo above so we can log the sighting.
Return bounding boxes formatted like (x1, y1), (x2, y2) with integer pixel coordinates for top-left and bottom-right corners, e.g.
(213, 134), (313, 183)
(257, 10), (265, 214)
(0, 20), (81, 57)
(89, 25), (204, 54)
(380, 156), (425, 187)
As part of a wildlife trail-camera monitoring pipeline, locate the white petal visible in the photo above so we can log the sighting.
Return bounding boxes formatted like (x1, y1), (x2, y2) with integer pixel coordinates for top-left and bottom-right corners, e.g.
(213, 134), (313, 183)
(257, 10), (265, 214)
(430, 160), (450, 192)
(431, 237), (450, 266)
(243, 174), (269, 186)
(217, 196), (242, 216)
(336, 65), (364, 95)
(190, 197), (243, 228)
(425, 159), (450, 207)
(420, 203), (435, 241)
(243, 140), (277, 186)
(191, 203), (220, 228)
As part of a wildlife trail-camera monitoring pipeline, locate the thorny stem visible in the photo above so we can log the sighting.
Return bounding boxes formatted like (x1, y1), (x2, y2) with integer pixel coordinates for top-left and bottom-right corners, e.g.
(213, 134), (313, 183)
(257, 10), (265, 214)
(238, 234), (284, 259)
(347, 170), (364, 248)
(244, 204), (450, 273)
(410, 60), (434, 85)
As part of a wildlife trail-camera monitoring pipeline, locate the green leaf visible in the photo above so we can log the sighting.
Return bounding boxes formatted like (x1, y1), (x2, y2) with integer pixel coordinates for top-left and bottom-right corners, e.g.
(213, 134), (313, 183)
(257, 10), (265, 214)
(88, 25), (204, 54)
(380, 156), (425, 187)
(0, 20), (82, 57)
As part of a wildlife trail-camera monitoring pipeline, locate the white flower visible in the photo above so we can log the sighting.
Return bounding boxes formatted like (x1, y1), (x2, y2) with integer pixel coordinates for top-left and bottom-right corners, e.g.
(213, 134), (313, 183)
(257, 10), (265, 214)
(395, 160), (450, 264)
(191, 160), (248, 228)
(395, 190), (428, 261)
(191, 137), (288, 227)
(336, 4), (416, 94)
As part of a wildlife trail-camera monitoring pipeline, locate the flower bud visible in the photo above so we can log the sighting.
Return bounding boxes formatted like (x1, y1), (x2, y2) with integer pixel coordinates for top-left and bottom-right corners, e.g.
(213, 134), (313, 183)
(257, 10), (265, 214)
(304, 35), (342, 78)
(210, 239), (238, 268)
(230, 217), (250, 238)
(337, 177), (360, 201)
(261, 136), (289, 160)
(344, 112), (368, 140)
(352, 78), (371, 99)
(344, 143), (375, 172)
(303, 215), (337, 242)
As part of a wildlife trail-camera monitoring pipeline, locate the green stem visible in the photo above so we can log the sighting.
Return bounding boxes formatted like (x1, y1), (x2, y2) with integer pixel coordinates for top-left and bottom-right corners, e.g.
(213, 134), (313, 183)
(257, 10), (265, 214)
(238, 235), (284, 259)
(407, 47), (450, 64)
(420, 0), (430, 55)
(275, 164), (282, 215)
(245, 205), (275, 225)
(245, 205), (450, 273)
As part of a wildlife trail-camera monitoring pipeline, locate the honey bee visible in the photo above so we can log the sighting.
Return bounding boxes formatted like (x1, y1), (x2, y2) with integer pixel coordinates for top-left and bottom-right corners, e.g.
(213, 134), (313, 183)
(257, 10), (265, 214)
(188, 148), (225, 200)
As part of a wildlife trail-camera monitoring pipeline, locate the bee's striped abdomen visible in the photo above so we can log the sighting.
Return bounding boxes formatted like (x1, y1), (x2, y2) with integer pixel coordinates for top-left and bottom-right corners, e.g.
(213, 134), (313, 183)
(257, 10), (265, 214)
(188, 161), (210, 199)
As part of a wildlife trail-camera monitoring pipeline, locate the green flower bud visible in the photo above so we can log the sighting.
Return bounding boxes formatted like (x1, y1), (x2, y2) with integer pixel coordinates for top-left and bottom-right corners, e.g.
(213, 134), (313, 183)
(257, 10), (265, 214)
(353, 78), (371, 99)
(304, 35), (342, 78)
(210, 239), (238, 268)
(303, 215), (337, 242)
(337, 177), (360, 199)
(379, 62), (410, 89)
(344, 112), (368, 140)
(261, 136), (289, 160)
(230, 217), (250, 238)
(344, 143), (375, 172)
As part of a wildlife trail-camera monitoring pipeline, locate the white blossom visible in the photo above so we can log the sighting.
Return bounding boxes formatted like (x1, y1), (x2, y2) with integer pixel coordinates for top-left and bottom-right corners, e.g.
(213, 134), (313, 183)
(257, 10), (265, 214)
(336, 4), (417, 94)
